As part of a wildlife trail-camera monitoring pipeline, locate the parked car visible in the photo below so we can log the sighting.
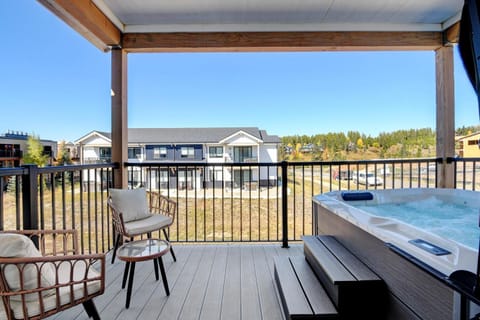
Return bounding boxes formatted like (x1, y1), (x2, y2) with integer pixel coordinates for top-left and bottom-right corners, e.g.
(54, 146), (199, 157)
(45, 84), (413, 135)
(353, 171), (383, 186)
(420, 164), (436, 174)
(333, 170), (353, 180)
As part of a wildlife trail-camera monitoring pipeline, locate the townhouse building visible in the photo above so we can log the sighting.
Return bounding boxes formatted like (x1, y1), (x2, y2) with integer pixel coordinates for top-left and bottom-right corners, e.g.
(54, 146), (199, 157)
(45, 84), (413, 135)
(75, 128), (281, 190)
(0, 131), (57, 168)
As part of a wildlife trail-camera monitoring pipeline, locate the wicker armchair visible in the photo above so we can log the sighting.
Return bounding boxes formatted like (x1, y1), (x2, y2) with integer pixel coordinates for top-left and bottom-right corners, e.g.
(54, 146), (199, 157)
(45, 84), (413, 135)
(108, 188), (176, 264)
(0, 229), (105, 320)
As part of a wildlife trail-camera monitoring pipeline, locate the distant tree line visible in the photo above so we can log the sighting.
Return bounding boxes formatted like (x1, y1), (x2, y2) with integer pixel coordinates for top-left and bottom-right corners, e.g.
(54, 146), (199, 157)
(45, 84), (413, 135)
(281, 125), (480, 161)
(456, 125), (480, 136)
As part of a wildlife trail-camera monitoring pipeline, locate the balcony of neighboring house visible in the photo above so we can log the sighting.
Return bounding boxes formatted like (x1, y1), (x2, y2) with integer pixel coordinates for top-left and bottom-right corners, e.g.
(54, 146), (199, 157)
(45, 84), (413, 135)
(0, 144), (22, 168)
(0, 150), (22, 159)
(0, 150), (22, 168)
(232, 146), (258, 163)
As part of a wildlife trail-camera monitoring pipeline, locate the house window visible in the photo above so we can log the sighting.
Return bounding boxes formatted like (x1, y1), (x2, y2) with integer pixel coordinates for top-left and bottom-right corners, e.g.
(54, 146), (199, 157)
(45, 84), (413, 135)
(128, 147), (142, 159)
(209, 146), (223, 158)
(42, 146), (53, 157)
(153, 147), (167, 159)
(181, 147), (195, 158)
(99, 147), (111, 162)
(468, 139), (479, 146)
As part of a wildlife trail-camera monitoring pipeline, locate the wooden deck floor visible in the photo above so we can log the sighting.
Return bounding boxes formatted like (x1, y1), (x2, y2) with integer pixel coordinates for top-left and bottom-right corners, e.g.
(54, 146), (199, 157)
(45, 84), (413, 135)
(51, 243), (303, 320)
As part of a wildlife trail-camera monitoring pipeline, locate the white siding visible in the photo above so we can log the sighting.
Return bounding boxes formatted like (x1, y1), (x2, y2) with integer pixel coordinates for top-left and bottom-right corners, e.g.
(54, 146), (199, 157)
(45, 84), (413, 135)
(85, 136), (110, 146)
(83, 147), (99, 160)
(259, 144), (278, 162)
(259, 144), (278, 181)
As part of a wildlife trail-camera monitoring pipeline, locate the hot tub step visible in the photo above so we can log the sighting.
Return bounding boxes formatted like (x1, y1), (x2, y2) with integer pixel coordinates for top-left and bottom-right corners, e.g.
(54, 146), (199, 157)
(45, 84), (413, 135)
(303, 235), (387, 318)
(274, 256), (338, 320)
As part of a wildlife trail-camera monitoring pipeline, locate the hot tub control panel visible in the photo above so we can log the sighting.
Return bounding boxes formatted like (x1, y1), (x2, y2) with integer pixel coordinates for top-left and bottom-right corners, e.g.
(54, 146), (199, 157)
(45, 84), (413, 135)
(408, 239), (451, 256)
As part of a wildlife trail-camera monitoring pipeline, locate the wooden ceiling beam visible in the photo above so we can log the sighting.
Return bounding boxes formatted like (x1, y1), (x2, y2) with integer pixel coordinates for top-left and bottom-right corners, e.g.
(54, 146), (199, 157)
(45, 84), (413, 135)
(122, 31), (443, 53)
(443, 22), (460, 46)
(38, 0), (121, 52)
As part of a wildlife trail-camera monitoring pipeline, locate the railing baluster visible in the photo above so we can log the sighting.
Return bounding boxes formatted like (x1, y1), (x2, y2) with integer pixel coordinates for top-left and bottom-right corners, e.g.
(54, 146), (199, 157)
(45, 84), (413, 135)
(473, 160), (477, 191)
(281, 161), (288, 248)
(0, 178), (3, 230)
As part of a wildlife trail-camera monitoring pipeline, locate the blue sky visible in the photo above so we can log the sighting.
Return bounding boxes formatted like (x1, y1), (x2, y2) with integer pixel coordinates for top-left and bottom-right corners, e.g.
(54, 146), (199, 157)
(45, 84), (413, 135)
(1, 1), (479, 143)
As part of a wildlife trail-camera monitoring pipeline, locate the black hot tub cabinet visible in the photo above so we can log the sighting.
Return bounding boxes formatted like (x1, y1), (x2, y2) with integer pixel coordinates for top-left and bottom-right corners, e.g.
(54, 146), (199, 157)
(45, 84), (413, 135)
(313, 194), (459, 320)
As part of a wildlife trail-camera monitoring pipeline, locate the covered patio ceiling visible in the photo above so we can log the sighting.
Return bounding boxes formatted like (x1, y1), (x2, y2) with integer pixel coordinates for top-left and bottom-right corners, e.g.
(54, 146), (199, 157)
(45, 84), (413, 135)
(39, 0), (463, 52)
(37, 0), (466, 189)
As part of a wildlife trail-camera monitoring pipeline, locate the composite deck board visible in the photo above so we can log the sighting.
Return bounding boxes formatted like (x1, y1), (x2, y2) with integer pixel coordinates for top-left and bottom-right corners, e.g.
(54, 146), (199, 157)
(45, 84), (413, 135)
(240, 246), (262, 320)
(178, 245), (217, 320)
(46, 243), (302, 320)
(156, 245), (207, 320)
(252, 245), (284, 320)
(136, 245), (195, 320)
(198, 246), (228, 320)
(221, 245), (242, 320)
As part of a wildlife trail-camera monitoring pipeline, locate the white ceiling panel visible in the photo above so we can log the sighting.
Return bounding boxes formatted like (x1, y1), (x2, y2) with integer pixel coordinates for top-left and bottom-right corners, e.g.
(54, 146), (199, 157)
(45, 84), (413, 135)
(94, 0), (464, 33)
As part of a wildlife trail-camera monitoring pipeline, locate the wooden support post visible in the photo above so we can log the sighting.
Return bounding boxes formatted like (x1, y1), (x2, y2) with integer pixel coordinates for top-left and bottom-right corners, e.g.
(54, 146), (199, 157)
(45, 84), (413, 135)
(435, 46), (455, 188)
(111, 48), (128, 189)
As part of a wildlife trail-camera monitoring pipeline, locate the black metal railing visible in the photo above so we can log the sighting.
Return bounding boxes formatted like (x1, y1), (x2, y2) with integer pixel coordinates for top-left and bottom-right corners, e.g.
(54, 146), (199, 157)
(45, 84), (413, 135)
(453, 157), (480, 190)
(0, 163), (116, 254)
(124, 158), (445, 244)
(1, 157), (480, 254)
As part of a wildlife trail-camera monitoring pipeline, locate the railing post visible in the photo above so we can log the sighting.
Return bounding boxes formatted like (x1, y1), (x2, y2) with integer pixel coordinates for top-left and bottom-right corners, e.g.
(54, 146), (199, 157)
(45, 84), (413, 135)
(22, 164), (39, 230)
(281, 161), (289, 248)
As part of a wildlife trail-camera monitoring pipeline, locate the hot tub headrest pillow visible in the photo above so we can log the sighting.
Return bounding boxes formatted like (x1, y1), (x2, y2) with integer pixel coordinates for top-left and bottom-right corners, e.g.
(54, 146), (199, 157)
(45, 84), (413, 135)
(341, 191), (374, 201)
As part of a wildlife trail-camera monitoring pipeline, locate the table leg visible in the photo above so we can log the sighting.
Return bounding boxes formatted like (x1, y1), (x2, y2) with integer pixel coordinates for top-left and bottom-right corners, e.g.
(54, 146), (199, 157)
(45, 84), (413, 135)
(158, 256), (170, 296)
(125, 262), (136, 309)
(122, 261), (130, 289)
(153, 258), (159, 281)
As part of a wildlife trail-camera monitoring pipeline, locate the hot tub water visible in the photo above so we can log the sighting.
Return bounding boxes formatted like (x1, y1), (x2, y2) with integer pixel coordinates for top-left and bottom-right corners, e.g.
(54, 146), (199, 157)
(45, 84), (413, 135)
(351, 197), (479, 249)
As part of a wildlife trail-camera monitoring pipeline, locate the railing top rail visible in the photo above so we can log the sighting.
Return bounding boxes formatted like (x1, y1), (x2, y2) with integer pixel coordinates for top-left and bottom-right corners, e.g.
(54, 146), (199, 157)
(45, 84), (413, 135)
(0, 163), (118, 177)
(0, 167), (27, 177)
(451, 157), (480, 162)
(285, 158), (442, 166)
(125, 158), (444, 168)
(36, 163), (119, 174)
(125, 161), (282, 167)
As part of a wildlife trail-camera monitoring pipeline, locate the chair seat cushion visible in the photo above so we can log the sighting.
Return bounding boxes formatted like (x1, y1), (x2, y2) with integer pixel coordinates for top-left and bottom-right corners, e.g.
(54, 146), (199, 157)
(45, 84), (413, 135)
(109, 188), (151, 222)
(124, 214), (173, 236)
(10, 260), (102, 319)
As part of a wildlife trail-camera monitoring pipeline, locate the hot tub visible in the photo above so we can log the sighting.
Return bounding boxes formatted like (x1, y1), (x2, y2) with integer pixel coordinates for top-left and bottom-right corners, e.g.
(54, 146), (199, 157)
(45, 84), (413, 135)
(313, 188), (480, 320)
